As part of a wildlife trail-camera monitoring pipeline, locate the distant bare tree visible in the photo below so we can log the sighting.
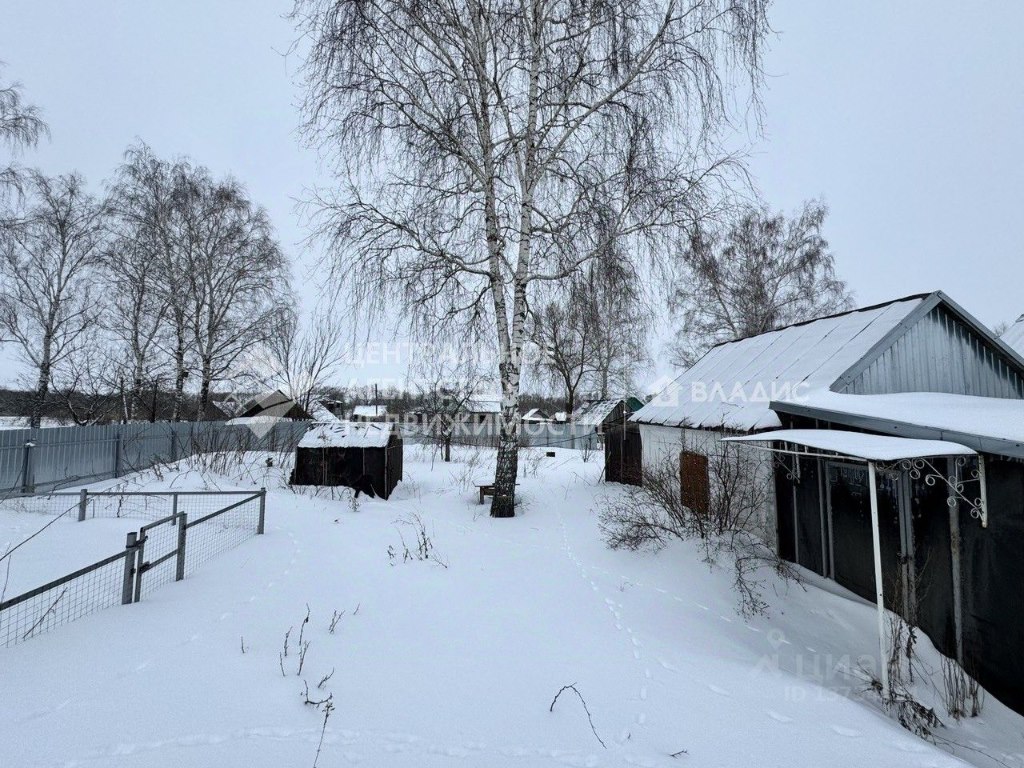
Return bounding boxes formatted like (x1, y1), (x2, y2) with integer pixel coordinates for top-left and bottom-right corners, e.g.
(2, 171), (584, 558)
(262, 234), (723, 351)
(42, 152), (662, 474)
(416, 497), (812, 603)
(293, 0), (770, 516)
(533, 285), (599, 417)
(412, 347), (487, 462)
(259, 300), (346, 412)
(0, 172), (107, 426)
(0, 66), (47, 199)
(671, 200), (853, 366)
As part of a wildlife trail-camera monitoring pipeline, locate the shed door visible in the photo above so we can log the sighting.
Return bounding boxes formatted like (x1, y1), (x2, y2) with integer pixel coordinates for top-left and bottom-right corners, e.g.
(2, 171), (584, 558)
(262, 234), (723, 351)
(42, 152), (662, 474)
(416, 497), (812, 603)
(680, 451), (710, 516)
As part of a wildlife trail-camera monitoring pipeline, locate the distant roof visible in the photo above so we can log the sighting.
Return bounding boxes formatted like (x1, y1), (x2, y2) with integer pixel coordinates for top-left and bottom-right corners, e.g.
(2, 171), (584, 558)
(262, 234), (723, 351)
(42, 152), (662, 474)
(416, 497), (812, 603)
(227, 415), (289, 426)
(633, 295), (928, 431)
(724, 428), (975, 462)
(465, 395), (501, 414)
(298, 421), (395, 449)
(573, 399), (622, 426)
(1002, 316), (1024, 356)
(522, 408), (549, 422)
(352, 405), (387, 418)
(308, 401), (340, 422)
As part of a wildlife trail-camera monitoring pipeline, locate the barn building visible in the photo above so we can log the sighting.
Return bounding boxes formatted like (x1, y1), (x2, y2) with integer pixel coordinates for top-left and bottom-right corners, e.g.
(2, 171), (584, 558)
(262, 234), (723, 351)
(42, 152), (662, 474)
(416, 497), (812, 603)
(632, 291), (1024, 715)
(291, 421), (403, 499)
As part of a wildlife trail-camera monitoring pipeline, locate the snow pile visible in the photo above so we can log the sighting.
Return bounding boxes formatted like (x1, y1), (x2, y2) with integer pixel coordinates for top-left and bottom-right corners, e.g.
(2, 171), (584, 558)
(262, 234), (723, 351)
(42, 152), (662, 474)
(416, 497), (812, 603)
(298, 420), (394, 448)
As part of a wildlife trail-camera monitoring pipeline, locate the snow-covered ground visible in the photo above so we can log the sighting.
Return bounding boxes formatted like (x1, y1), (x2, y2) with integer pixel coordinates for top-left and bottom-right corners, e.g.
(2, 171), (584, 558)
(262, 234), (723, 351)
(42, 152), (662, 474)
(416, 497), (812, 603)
(1, 445), (1023, 767)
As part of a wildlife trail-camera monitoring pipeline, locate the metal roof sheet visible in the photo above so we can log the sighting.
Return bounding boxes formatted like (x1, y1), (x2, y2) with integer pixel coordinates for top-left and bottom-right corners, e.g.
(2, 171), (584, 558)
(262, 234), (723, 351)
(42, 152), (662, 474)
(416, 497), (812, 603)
(633, 296), (927, 431)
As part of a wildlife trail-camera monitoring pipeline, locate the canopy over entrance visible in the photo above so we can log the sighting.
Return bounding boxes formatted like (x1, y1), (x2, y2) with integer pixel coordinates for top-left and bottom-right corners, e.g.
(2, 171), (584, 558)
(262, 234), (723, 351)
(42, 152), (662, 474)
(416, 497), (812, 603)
(724, 428), (984, 704)
(722, 429), (976, 462)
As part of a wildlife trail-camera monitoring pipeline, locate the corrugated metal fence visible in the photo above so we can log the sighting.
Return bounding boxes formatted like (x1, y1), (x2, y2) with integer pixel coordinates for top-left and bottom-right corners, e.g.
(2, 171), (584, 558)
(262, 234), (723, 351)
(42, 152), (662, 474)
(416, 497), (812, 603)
(0, 421), (311, 497)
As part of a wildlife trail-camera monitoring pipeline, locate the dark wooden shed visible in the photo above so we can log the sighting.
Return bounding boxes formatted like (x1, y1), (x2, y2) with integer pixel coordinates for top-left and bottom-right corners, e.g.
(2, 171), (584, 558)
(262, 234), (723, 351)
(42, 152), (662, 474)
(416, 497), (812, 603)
(291, 421), (403, 499)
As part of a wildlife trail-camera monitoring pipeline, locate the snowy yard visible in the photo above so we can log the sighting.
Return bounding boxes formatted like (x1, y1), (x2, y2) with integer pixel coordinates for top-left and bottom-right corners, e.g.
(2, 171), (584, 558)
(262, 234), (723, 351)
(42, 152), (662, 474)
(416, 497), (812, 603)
(1, 446), (1022, 767)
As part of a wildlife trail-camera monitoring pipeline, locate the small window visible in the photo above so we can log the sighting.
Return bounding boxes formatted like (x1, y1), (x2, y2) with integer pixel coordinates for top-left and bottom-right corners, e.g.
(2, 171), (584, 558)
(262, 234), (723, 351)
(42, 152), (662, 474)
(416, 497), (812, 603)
(680, 451), (710, 516)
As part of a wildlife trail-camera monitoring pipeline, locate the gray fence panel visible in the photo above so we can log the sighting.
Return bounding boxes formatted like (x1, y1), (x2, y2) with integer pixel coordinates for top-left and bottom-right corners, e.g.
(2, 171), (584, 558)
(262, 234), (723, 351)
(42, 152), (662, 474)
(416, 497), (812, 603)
(0, 420), (312, 498)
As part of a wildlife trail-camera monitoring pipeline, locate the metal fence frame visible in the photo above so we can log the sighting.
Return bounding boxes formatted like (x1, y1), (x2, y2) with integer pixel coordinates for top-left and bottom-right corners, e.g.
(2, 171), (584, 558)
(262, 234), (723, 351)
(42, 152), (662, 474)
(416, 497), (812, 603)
(0, 489), (266, 648)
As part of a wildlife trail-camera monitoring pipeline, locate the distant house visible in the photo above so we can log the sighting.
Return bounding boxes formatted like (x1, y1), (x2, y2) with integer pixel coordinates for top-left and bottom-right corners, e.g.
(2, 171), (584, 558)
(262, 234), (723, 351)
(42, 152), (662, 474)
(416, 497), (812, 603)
(632, 290), (1024, 715)
(521, 408), (550, 424)
(461, 394), (502, 425)
(238, 390), (312, 421)
(291, 421), (403, 499)
(351, 404), (388, 422)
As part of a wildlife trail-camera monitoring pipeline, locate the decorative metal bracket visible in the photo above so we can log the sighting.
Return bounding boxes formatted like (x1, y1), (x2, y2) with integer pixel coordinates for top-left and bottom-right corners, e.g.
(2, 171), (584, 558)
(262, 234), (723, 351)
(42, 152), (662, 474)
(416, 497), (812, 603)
(772, 450), (800, 483)
(877, 455), (988, 528)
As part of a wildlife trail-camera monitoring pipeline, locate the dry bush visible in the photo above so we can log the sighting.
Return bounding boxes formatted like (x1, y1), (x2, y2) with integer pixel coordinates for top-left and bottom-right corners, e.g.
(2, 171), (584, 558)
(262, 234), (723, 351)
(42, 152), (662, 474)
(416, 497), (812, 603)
(599, 441), (787, 617)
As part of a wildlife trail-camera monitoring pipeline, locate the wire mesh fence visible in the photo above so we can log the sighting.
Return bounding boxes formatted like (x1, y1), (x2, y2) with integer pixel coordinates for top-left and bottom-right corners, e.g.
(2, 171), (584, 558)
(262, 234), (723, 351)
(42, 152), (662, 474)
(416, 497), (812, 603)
(0, 547), (132, 648)
(0, 489), (265, 648)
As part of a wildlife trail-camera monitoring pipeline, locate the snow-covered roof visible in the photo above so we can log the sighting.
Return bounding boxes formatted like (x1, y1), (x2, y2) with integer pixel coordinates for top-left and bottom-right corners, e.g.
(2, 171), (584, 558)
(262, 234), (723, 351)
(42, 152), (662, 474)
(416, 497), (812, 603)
(723, 428), (975, 462)
(573, 400), (621, 426)
(352, 405), (387, 418)
(298, 421), (395, 449)
(633, 296), (927, 432)
(1002, 316), (1024, 356)
(227, 415), (289, 426)
(465, 395), (501, 414)
(308, 401), (340, 422)
(775, 390), (1024, 448)
(521, 408), (549, 422)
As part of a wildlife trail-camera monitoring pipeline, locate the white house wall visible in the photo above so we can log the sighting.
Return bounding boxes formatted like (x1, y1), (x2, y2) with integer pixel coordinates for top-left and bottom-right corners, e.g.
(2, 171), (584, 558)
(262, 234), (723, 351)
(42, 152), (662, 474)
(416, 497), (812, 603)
(638, 424), (778, 548)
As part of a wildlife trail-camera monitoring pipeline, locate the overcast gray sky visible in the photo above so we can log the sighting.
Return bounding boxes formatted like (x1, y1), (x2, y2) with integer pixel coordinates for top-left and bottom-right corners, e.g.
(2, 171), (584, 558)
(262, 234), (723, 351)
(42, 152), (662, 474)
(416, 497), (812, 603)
(2, 0), (1023, 390)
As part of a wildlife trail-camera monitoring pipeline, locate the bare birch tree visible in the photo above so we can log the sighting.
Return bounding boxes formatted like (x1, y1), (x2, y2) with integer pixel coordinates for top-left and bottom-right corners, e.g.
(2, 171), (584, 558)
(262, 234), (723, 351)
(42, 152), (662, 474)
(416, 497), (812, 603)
(670, 199), (853, 366)
(109, 144), (194, 420)
(0, 172), (107, 426)
(0, 66), (47, 199)
(106, 149), (174, 420)
(176, 173), (290, 417)
(293, 0), (769, 516)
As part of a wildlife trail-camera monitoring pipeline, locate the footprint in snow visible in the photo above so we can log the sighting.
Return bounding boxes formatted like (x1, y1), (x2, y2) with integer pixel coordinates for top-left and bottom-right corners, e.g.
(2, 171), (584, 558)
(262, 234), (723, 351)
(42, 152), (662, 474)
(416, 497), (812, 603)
(831, 725), (861, 738)
(639, 686), (648, 701)
(766, 710), (793, 723)
(658, 658), (679, 672)
(708, 684), (730, 697)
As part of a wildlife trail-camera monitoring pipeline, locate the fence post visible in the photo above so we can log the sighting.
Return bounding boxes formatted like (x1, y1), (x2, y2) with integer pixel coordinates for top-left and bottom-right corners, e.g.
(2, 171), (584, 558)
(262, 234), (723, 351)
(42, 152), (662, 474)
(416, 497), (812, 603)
(77, 489), (88, 522)
(169, 426), (178, 463)
(20, 440), (35, 496)
(132, 531), (146, 604)
(113, 427), (123, 479)
(257, 488), (266, 535)
(122, 532), (138, 605)
(175, 512), (187, 581)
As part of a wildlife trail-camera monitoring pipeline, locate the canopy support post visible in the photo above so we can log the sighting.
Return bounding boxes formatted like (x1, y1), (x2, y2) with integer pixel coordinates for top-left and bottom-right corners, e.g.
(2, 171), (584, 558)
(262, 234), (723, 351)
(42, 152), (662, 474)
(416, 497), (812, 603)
(868, 460), (890, 703)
